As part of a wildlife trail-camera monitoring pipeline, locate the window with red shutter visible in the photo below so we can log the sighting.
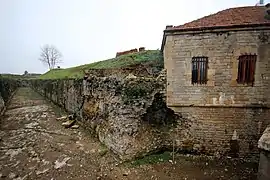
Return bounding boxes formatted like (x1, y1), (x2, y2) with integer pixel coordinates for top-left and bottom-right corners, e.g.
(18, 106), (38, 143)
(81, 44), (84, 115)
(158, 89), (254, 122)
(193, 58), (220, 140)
(237, 54), (257, 85)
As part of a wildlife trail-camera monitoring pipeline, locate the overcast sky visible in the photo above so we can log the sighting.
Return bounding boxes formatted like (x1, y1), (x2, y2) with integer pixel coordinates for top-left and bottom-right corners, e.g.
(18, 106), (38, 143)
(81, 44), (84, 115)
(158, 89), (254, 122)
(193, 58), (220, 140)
(0, 0), (268, 74)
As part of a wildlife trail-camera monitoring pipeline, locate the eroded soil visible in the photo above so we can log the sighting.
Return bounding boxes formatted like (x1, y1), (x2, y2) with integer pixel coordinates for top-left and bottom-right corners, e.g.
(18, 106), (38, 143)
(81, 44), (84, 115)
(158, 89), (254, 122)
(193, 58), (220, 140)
(0, 88), (258, 180)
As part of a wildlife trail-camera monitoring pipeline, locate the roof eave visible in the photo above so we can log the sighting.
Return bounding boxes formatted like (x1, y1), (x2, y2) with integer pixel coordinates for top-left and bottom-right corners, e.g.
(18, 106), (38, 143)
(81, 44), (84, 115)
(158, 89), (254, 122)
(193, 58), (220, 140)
(164, 23), (270, 33)
(161, 25), (173, 52)
(160, 32), (166, 52)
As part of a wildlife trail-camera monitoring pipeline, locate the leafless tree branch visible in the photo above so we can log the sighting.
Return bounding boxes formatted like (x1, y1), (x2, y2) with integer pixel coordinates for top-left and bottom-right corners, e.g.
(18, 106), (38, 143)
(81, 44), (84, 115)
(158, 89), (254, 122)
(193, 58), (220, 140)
(39, 45), (62, 70)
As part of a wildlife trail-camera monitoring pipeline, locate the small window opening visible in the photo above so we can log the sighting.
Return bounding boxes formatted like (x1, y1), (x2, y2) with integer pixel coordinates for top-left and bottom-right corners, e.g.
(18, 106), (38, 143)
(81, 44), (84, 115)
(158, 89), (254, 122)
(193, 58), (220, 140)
(237, 54), (257, 85)
(192, 56), (208, 84)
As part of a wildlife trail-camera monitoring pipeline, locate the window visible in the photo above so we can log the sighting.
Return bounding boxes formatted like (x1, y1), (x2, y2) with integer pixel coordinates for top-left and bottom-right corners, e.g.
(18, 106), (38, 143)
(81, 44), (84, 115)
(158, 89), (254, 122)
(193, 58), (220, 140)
(237, 54), (256, 85)
(192, 56), (208, 84)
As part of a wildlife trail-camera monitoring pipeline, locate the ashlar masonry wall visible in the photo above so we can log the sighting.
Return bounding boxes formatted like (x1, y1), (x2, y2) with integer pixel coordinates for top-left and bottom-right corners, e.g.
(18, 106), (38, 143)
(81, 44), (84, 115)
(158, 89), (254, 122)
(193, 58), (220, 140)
(163, 27), (270, 158)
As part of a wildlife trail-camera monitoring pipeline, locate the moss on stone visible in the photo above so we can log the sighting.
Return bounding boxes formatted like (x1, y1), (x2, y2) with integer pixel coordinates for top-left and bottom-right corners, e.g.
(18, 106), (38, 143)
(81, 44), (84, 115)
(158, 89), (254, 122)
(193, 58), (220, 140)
(130, 151), (171, 166)
(265, 14), (270, 20)
(98, 144), (108, 157)
(122, 81), (151, 104)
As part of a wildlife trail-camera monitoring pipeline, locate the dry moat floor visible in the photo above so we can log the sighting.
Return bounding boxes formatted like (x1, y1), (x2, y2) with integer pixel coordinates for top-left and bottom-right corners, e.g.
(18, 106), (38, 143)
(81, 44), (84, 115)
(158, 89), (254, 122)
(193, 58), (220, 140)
(0, 88), (258, 180)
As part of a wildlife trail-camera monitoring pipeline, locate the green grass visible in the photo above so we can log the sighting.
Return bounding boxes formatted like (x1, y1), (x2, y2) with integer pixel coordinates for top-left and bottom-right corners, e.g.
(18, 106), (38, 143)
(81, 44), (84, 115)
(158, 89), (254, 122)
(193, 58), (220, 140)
(0, 74), (23, 79)
(38, 50), (163, 79)
(98, 144), (109, 157)
(0, 74), (41, 79)
(130, 151), (171, 166)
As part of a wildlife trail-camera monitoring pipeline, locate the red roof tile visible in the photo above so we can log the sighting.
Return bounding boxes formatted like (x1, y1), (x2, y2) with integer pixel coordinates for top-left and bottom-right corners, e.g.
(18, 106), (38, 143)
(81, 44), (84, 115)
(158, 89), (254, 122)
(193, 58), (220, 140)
(170, 6), (270, 31)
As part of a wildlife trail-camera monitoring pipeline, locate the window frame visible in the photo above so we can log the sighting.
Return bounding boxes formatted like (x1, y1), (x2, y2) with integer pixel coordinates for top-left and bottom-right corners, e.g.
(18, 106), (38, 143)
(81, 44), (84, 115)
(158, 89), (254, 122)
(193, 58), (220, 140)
(237, 54), (257, 86)
(191, 56), (208, 85)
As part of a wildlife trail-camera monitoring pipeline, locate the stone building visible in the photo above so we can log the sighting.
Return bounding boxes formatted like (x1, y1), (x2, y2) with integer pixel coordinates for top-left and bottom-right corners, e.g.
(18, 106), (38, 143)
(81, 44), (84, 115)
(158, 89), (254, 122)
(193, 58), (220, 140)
(162, 4), (270, 157)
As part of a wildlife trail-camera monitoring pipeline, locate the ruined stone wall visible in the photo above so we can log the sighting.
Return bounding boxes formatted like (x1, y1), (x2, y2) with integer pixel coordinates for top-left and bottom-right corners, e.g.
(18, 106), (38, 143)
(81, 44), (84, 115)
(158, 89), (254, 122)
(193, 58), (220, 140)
(0, 78), (19, 114)
(30, 79), (83, 113)
(86, 62), (163, 78)
(29, 74), (180, 160)
(30, 68), (269, 159)
(116, 48), (138, 57)
(115, 47), (146, 57)
(163, 28), (270, 158)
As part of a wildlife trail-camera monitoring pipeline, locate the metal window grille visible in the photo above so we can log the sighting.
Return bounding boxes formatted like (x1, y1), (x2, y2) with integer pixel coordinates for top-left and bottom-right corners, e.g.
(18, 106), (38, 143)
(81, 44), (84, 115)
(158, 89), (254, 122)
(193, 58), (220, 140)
(192, 57), (208, 84)
(237, 54), (257, 85)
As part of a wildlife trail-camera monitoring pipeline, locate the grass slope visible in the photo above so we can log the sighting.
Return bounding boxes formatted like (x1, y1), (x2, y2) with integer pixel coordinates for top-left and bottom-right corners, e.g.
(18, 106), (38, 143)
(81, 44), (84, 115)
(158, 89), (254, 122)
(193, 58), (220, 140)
(38, 50), (163, 79)
(0, 74), (41, 79)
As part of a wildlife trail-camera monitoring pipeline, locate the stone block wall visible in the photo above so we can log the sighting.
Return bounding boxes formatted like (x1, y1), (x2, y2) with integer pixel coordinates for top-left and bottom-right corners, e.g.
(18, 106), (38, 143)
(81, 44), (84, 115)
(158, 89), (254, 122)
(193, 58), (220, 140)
(163, 28), (270, 158)
(30, 79), (83, 113)
(0, 78), (19, 114)
(169, 106), (270, 158)
(164, 29), (270, 106)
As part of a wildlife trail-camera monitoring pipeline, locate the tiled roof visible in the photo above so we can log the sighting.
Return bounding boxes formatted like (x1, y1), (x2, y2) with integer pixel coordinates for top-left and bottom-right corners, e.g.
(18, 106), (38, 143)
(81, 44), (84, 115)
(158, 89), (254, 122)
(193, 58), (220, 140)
(169, 6), (270, 31)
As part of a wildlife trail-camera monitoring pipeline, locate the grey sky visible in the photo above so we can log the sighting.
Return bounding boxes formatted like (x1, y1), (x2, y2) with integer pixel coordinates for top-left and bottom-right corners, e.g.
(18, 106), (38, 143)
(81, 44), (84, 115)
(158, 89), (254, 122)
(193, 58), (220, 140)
(0, 0), (268, 74)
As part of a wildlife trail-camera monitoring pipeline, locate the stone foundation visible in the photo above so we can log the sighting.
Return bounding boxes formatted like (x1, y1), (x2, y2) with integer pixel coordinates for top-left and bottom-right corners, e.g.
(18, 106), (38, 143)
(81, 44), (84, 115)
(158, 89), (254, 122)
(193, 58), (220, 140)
(169, 106), (270, 158)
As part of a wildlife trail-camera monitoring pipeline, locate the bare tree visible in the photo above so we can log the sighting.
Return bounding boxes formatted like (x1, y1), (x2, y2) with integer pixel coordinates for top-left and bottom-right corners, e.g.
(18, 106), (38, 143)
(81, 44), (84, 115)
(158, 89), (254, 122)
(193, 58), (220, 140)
(39, 45), (62, 70)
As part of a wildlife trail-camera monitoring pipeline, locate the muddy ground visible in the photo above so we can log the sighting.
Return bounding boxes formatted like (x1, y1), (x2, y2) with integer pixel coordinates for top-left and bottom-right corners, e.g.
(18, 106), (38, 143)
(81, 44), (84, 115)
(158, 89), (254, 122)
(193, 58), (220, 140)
(0, 88), (258, 180)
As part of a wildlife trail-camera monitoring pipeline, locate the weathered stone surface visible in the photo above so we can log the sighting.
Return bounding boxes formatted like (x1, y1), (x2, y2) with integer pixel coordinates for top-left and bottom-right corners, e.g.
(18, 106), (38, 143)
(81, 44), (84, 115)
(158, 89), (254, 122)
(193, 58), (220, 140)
(163, 28), (270, 158)
(258, 127), (270, 180)
(56, 116), (67, 121)
(62, 120), (76, 128)
(164, 30), (270, 106)
(28, 74), (181, 160)
(0, 87), (258, 179)
(257, 151), (270, 180)
(259, 126), (270, 151)
(0, 78), (19, 114)
(71, 124), (79, 129)
(0, 87), (118, 179)
(0, 95), (4, 113)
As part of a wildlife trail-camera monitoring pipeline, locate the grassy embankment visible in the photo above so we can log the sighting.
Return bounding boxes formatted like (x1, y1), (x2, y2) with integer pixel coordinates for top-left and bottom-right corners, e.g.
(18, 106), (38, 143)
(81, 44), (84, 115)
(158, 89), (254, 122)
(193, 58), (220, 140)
(0, 74), (41, 79)
(38, 50), (163, 79)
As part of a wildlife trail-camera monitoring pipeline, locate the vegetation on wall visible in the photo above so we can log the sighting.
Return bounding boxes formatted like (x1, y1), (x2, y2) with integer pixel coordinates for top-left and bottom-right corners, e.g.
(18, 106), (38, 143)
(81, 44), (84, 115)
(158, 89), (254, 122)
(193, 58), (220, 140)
(0, 73), (41, 79)
(122, 82), (149, 104)
(38, 50), (163, 79)
(0, 77), (19, 103)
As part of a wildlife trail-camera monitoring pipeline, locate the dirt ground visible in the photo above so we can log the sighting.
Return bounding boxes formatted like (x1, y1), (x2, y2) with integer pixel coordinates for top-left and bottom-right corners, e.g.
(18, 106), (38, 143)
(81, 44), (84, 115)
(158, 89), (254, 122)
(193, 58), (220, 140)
(0, 88), (258, 180)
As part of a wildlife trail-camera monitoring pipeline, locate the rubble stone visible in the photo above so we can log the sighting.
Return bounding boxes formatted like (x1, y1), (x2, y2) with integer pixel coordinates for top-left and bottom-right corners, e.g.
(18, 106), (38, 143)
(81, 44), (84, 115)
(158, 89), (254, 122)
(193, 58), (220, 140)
(62, 120), (76, 128)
